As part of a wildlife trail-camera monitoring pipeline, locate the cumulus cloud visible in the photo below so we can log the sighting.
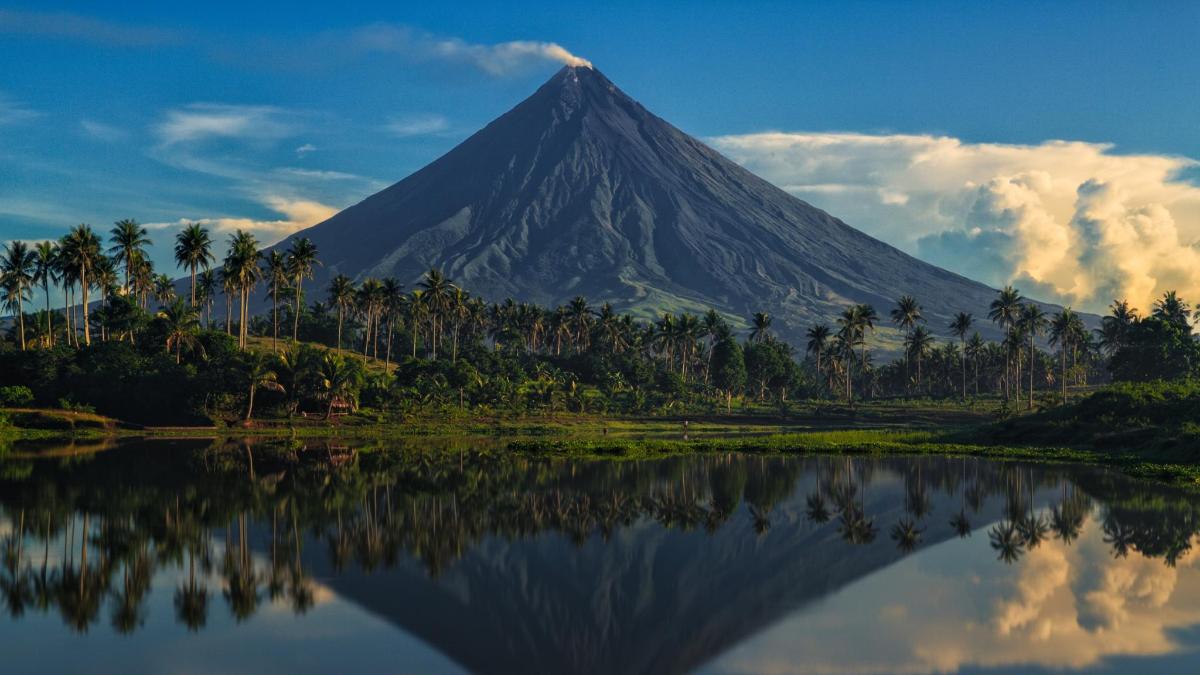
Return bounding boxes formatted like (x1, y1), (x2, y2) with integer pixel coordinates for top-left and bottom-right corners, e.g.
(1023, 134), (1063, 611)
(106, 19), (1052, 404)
(147, 195), (337, 244)
(384, 114), (450, 137)
(710, 132), (1200, 313)
(155, 103), (300, 146)
(706, 524), (1200, 675)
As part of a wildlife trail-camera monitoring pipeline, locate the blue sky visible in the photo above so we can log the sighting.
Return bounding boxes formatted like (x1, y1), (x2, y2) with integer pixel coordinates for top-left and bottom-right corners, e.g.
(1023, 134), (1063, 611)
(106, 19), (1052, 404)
(2, 1), (1200, 311)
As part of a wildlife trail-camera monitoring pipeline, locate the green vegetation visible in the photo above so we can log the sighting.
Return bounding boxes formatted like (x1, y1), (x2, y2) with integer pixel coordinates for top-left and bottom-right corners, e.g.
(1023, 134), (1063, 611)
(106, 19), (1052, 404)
(3, 222), (1200, 469)
(982, 380), (1200, 461)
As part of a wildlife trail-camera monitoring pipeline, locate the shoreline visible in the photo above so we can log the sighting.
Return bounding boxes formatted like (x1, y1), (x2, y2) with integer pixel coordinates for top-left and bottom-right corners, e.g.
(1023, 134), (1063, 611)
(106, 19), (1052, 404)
(5, 415), (1199, 490)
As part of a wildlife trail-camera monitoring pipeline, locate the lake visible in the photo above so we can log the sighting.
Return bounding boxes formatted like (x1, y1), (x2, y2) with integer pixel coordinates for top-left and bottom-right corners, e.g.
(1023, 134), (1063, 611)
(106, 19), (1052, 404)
(2, 437), (1200, 674)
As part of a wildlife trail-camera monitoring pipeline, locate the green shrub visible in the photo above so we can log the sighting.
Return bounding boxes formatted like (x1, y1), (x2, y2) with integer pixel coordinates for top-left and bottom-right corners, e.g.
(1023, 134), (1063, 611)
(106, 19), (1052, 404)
(0, 385), (33, 407)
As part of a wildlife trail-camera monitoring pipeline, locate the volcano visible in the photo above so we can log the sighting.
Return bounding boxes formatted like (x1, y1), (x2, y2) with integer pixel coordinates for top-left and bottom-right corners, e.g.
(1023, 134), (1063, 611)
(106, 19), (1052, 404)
(278, 65), (1013, 341)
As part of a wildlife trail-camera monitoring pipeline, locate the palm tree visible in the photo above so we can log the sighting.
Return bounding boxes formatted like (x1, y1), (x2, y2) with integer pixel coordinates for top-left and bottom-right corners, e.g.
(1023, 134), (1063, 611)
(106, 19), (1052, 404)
(317, 353), (359, 419)
(904, 325), (934, 388)
(33, 241), (57, 346)
(327, 274), (355, 354)
(225, 231), (262, 350)
(196, 269), (217, 329)
(566, 296), (592, 352)
(949, 312), (973, 400)
(157, 298), (200, 364)
(285, 238), (320, 342)
(153, 274), (176, 305)
(1020, 303), (1047, 409)
(853, 303), (878, 374)
(988, 286), (1023, 400)
(263, 251), (289, 351)
(891, 295), (924, 389)
(1049, 308), (1076, 402)
(244, 352), (280, 421)
(750, 312), (772, 343)
(173, 224), (215, 307)
(1, 241), (36, 350)
(420, 269), (453, 358)
(891, 295), (923, 331)
(381, 278), (405, 367)
(108, 219), (149, 293)
(61, 224), (102, 346)
(1153, 290), (1192, 330)
(965, 332), (985, 395)
(806, 324), (831, 379)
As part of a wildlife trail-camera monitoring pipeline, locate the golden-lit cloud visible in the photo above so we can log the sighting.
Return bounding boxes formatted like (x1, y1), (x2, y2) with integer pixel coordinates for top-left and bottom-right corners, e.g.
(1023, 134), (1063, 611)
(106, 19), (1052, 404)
(709, 132), (1200, 313)
(147, 195), (337, 244)
(703, 520), (1200, 674)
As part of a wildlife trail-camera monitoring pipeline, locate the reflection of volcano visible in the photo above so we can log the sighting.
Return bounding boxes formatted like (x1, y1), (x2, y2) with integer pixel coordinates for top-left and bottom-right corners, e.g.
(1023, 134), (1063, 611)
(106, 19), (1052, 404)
(308, 476), (1017, 675)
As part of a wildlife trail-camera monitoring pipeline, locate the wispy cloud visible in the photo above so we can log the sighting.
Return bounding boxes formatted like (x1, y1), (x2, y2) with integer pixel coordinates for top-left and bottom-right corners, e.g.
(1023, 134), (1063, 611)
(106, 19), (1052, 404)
(345, 24), (591, 75)
(155, 103), (300, 145)
(79, 118), (127, 142)
(0, 93), (38, 126)
(1, 10), (590, 77)
(0, 9), (183, 47)
(295, 143), (316, 157)
(710, 131), (1200, 313)
(384, 114), (450, 137)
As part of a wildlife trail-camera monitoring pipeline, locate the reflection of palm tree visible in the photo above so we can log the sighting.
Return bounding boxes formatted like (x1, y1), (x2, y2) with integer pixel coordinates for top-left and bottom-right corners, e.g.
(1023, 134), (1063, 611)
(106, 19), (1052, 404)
(949, 459), (972, 538)
(989, 520), (1025, 564)
(949, 511), (972, 538)
(839, 506), (877, 545)
(805, 463), (831, 524)
(175, 550), (209, 631)
(1102, 515), (1135, 559)
(747, 504), (772, 536)
(1051, 485), (1090, 546)
(223, 515), (260, 622)
(890, 518), (923, 553)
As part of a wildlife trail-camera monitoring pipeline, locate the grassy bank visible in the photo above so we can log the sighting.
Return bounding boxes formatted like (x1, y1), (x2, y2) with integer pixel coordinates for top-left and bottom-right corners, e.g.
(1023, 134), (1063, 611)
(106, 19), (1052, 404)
(505, 428), (1200, 486)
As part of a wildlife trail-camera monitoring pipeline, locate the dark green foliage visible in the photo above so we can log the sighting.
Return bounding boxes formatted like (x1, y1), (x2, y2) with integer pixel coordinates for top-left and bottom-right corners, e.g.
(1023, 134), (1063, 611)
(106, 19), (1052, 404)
(985, 380), (1200, 462)
(710, 337), (746, 396)
(1108, 317), (1200, 382)
(0, 385), (33, 406)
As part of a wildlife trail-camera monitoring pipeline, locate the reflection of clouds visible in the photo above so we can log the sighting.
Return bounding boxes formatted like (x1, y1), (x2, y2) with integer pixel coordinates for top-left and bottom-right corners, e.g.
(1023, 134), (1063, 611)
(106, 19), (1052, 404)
(702, 519), (1200, 675)
(994, 544), (1069, 638)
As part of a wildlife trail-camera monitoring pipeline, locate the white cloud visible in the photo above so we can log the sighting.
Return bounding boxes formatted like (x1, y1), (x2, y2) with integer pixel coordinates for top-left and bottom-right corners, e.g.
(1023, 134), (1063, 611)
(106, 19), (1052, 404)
(384, 114), (450, 137)
(348, 24), (590, 75)
(155, 103), (300, 145)
(295, 143), (316, 157)
(79, 118), (127, 142)
(709, 132), (1200, 313)
(146, 195), (337, 245)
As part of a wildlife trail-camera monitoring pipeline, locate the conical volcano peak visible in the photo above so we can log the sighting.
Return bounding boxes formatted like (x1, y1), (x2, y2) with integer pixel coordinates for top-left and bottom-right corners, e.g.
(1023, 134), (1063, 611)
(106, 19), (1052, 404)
(279, 56), (1019, 346)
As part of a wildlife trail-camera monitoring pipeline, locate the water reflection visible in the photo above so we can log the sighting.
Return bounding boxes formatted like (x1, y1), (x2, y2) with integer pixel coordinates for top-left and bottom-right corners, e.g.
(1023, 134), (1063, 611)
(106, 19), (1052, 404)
(1, 438), (1200, 674)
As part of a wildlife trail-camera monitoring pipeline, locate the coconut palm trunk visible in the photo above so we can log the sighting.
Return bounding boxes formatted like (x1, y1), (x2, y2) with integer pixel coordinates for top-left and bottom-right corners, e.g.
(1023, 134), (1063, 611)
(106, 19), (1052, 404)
(292, 276), (302, 342)
(1029, 333), (1036, 410)
(336, 306), (344, 354)
(960, 336), (967, 401)
(15, 291), (25, 350)
(80, 265), (91, 346)
(44, 277), (52, 347)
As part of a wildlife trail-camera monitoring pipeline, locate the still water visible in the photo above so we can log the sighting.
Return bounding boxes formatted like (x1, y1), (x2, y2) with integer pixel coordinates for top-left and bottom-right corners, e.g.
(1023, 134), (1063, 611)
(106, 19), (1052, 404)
(2, 437), (1200, 674)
